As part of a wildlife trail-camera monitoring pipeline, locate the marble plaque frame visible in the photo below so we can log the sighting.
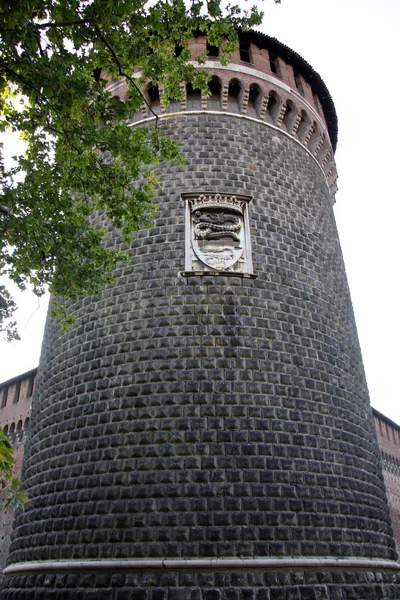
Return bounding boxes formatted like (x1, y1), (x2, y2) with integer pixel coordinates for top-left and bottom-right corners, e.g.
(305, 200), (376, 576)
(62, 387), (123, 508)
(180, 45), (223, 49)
(183, 193), (253, 275)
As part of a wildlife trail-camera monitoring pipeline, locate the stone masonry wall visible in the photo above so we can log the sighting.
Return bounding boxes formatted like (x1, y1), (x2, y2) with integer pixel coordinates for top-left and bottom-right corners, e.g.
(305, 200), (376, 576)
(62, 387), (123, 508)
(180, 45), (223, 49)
(2, 114), (399, 598)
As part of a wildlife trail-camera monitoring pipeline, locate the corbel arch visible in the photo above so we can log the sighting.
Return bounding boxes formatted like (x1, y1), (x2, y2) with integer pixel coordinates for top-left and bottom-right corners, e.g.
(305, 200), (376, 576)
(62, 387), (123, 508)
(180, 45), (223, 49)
(247, 83), (263, 117)
(207, 76), (222, 109)
(227, 78), (243, 113)
(144, 83), (162, 116)
(185, 82), (202, 110)
(282, 99), (298, 134)
(266, 89), (282, 124)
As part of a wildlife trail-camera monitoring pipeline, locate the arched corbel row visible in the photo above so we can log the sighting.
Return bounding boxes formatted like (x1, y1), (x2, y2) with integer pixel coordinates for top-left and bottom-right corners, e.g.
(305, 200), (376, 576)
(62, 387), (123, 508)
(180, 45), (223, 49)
(2, 417), (30, 443)
(136, 72), (338, 200)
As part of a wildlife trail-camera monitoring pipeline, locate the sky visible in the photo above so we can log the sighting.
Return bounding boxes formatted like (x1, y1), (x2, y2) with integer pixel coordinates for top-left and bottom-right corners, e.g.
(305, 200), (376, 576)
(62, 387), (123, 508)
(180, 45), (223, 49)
(1, 0), (399, 423)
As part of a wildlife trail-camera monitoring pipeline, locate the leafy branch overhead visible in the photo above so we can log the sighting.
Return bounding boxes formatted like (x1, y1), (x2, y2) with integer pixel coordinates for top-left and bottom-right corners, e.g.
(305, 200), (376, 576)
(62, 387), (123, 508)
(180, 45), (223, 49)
(0, 0), (270, 339)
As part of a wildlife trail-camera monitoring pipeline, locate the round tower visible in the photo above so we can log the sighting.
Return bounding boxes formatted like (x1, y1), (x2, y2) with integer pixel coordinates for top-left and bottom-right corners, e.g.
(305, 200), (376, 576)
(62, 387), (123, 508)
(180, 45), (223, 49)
(3, 32), (400, 599)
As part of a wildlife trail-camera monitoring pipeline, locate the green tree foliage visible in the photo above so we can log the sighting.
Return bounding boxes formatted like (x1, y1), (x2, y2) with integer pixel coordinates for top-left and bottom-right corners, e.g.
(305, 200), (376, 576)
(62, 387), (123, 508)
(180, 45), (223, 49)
(0, 0), (272, 340)
(0, 429), (28, 509)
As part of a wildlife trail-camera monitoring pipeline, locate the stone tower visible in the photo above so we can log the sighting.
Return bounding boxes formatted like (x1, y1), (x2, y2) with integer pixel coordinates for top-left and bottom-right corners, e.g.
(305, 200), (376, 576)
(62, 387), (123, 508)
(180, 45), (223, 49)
(3, 31), (400, 599)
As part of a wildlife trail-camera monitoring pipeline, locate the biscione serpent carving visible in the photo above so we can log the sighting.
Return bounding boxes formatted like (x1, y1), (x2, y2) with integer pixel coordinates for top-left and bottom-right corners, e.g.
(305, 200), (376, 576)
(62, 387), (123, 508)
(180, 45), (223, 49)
(194, 211), (242, 242)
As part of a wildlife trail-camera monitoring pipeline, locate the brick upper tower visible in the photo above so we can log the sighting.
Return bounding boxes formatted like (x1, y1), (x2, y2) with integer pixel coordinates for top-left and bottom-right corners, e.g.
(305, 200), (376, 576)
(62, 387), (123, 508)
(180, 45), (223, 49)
(3, 32), (400, 599)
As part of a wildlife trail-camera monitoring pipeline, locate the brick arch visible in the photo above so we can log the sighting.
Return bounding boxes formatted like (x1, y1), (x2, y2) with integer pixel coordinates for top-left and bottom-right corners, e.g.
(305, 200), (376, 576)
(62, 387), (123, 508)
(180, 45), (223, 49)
(144, 83), (161, 116)
(185, 82), (202, 110)
(227, 78), (242, 113)
(9, 423), (15, 444)
(16, 420), (23, 442)
(266, 89), (282, 124)
(207, 76), (222, 109)
(247, 83), (263, 116)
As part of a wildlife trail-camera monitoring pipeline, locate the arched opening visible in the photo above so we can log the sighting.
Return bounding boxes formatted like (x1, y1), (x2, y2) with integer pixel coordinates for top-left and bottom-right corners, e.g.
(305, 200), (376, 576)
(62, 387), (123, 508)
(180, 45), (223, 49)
(186, 83), (202, 109)
(16, 420), (23, 442)
(208, 77), (222, 108)
(24, 417), (30, 433)
(147, 85), (160, 107)
(143, 84), (162, 117)
(228, 79), (242, 113)
(267, 91), (280, 122)
(9, 422), (16, 444)
(248, 84), (262, 116)
(3, 425), (8, 437)
(282, 100), (296, 132)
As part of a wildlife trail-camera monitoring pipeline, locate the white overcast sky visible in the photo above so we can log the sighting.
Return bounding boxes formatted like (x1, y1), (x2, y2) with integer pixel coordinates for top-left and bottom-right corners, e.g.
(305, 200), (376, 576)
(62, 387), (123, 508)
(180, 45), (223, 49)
(1, 0), (399, 424)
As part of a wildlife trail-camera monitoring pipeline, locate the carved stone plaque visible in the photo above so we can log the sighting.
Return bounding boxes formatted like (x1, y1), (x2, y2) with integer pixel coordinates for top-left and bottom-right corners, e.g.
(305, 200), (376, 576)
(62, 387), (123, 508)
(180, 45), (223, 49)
(184, 193), (253, 274)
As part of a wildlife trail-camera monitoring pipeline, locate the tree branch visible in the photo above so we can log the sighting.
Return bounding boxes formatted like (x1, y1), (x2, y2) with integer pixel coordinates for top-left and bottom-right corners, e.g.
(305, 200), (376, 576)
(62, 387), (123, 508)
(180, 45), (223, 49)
(0, 61), (63, 123)
(92, 22), (159, 125)
(35, 18), (96, 30)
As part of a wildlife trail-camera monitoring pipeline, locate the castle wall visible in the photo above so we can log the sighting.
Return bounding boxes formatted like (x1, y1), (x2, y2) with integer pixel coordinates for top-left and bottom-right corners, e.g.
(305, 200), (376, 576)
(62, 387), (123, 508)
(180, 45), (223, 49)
(1, 31), (399, 597)
(374, 410), (400, 556)
(0, 370), (35, 575)
(1, 366), (400, 587)
(0, 366), (399, 581)
(1, 111), (399, 597)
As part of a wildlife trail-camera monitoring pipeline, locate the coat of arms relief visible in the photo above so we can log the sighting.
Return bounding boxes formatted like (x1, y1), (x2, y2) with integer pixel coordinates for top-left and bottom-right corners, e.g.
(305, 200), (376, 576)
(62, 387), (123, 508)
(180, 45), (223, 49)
(184, 193), (253, 274)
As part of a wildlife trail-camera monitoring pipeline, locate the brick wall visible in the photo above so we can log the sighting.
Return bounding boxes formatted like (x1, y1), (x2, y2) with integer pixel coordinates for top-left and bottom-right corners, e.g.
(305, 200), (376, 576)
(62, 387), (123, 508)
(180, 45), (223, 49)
(0, 370), (35, 575)
(374, 409), (400, 557)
